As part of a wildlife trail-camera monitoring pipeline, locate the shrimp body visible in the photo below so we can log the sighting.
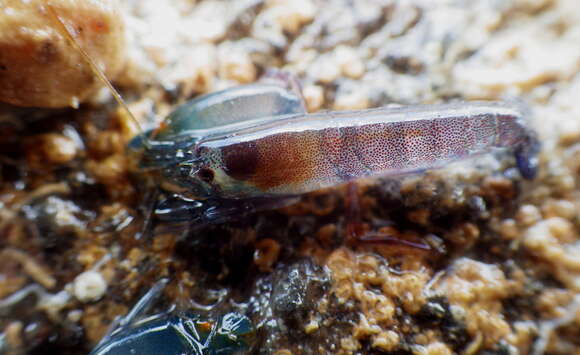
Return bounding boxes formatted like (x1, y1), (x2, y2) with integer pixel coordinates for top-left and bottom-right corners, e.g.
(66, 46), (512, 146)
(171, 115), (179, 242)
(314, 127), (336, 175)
(130, 84), (539, 222)
(138, 101), (537, 198)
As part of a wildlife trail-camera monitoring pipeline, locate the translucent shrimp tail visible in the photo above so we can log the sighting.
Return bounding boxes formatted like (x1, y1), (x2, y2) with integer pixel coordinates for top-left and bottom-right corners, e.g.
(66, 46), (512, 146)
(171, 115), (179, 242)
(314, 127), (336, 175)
(514, 131), (540, 179)
(45, 3), (149, 149)
(495, 101), (540, 180)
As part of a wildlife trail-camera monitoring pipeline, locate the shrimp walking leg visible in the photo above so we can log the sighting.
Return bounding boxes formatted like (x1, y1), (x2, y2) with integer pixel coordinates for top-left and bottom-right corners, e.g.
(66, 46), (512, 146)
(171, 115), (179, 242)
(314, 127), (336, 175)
(154, 193), (299, 225)
(345, 182), (430, 250)
(345, 182), (366, 240)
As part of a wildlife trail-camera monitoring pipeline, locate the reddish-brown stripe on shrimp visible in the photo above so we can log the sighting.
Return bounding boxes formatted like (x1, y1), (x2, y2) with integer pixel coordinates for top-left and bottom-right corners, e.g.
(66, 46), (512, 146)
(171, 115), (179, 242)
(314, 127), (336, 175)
(221, 131), (325, 190)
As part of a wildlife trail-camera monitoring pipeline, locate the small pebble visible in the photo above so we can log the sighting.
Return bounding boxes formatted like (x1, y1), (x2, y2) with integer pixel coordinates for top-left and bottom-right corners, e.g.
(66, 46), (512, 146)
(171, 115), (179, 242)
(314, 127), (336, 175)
(254, 238), (281, 272)
(516, 204), (542, 227)
(270, 0), (315, 34)
(499, 218), (520, 240)
(309, 55), (341, 84)
(25, 134), (77, 168)
(303, 84), (324, 112)
(422, 342), (453, 355)
(86, 154), (128, 185)
(333, 86), (369, 110)
(73, 270), (107, 303)
(218, 43), (256, 84)
(304, 319), (319, 334)
(334, 46), (365, 79)
(372, 330), (399, 351)
(541, 199), (576, 220)
(67, 309), (83, 323)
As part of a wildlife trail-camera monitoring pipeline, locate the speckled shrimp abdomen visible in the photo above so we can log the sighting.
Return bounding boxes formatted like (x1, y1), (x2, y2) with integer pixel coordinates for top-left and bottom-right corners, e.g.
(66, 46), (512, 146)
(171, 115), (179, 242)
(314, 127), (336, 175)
(196, 101), (538, 198)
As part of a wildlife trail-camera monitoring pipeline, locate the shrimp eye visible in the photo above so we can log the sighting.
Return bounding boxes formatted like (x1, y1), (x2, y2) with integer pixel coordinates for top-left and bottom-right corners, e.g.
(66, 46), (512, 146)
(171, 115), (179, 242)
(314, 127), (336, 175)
(197, 168), (214, 183)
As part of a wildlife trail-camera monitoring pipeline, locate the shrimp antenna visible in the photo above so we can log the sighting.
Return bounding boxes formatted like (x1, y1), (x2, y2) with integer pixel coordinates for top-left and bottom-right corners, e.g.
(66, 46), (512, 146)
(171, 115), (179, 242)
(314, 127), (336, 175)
(45, 3), (150, 149)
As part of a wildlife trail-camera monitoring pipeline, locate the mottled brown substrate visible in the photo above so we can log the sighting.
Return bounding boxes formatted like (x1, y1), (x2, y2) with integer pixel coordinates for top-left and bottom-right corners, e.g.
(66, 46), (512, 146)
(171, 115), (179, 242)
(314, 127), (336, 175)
(1, 0), (579, 354)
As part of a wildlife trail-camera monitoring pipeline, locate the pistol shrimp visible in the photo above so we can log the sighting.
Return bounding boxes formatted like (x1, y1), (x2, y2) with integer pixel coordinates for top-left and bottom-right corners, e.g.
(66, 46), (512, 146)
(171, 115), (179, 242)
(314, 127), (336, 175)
(130, 87), (539, 226)
(46, 4), (540, 228)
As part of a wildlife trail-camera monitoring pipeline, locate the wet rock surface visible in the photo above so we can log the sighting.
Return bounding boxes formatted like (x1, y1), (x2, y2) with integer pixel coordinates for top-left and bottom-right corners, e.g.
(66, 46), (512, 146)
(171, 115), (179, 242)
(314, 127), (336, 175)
(1, 0), (580, 354)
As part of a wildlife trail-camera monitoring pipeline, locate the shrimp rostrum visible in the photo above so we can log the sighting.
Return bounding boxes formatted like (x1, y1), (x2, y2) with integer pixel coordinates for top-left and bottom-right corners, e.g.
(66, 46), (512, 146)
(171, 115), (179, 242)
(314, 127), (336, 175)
(129, 83), (540, 225)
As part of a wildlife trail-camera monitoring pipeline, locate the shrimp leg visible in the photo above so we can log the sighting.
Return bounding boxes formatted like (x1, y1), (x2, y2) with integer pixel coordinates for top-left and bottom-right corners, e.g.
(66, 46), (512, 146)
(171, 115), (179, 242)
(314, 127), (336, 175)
(345, 182), (430, 250)
(154, 193), (299, 225)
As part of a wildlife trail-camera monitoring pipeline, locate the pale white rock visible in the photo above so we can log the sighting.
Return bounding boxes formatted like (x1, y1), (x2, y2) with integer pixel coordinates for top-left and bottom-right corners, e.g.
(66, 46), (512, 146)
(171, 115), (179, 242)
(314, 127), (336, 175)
(72, 270), (107, 303)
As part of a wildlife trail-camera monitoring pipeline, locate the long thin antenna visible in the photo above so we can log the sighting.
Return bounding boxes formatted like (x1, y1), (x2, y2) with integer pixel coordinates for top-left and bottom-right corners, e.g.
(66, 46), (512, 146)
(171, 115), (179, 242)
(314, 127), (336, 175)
(45, 3), (150, 148)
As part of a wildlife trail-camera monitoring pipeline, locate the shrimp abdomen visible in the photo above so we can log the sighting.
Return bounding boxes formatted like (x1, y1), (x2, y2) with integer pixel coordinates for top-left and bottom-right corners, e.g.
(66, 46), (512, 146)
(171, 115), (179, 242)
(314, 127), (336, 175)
(323, 112), (500, 178)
